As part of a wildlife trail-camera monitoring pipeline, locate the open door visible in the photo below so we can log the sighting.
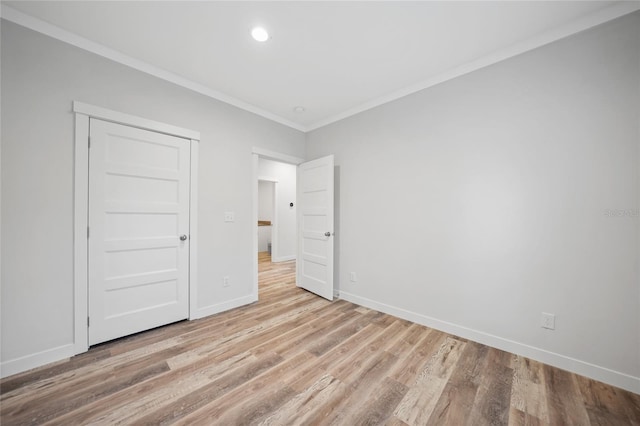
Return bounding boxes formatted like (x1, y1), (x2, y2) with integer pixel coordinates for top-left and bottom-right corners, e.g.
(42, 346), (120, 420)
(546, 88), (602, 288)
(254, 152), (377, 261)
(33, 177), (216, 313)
(297, 155), (334, 300)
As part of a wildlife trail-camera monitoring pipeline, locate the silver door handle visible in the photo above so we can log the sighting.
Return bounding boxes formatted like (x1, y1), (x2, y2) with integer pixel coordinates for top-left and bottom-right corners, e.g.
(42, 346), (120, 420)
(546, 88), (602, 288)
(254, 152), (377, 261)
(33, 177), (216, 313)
(180, 234), (188, 241)
(324, 232), (331, 237)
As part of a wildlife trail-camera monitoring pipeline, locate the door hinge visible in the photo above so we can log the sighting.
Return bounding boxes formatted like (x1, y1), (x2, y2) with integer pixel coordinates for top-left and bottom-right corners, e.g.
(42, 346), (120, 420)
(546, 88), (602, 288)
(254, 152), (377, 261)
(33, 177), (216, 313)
(87, 317), (90, 327)
(87, 226), (90, 238)
(88, 136), (91, 148)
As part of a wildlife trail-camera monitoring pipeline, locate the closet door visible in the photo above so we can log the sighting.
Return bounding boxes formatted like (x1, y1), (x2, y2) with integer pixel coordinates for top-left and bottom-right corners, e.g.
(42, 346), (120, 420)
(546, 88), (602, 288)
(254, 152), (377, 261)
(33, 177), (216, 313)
(88, 118), (191, 345)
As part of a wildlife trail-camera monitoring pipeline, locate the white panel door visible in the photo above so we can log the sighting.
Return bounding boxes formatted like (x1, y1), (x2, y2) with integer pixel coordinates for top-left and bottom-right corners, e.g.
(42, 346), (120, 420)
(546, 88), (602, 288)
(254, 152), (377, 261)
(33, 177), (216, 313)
(297, 155), (334, 300)
(88, 119), (190, 345)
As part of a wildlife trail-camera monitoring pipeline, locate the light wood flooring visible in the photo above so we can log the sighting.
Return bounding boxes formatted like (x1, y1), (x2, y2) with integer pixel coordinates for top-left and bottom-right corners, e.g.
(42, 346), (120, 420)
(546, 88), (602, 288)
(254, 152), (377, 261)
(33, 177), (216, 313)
(1, 251), (639, 425)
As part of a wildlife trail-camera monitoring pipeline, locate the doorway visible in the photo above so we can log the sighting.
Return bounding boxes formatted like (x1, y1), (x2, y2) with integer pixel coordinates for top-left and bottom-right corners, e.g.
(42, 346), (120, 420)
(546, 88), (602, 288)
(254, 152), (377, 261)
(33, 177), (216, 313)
(251, 149), (303, 299)
(251, 148), (336, 303)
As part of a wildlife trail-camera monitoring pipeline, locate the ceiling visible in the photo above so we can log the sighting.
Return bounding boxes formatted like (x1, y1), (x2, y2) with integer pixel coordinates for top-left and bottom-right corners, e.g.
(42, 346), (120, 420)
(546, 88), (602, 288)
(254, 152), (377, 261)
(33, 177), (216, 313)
(3, 1), (638, 131)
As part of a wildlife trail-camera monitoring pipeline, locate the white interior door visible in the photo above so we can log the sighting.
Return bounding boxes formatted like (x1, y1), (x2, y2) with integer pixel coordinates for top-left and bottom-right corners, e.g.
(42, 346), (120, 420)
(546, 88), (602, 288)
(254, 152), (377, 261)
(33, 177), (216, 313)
(88, 119), (190, 345)
(297, 155), (334, 300)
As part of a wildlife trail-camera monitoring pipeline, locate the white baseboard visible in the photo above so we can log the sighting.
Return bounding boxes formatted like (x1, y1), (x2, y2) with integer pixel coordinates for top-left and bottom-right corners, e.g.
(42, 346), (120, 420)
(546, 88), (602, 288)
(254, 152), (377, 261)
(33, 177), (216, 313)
(0, 343), (76, 379)
(337, 290), (640, 394)
(272, 255), (296, 263)
(2, 295), (257, 379)
(190, 294), (257, 320)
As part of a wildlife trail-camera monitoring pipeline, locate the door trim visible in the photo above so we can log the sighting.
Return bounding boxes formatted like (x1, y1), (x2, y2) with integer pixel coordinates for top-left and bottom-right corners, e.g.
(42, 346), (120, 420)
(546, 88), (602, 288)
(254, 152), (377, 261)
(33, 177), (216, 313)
(73, 101), (200, 355)
(251, 148), (304, 300)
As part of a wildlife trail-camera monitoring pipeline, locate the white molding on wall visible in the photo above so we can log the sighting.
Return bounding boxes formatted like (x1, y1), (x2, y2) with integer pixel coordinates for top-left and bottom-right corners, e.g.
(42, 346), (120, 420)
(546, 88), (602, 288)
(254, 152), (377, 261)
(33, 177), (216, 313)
(188, 140), (199, 321)
(0, 5), (305, 132)
(191, 295), (257, 320)
(73, 101), (200, 358)
(258, 176), (279, 183)
(73, 113), (90, 355)
(305, 2), (640, 131)
(4, 3), (638, 133)
(252, 147), (304, 166)
(337, 290), (640, 394)
(271, 181), (279, 262)
(73, 102), (200, 140)
(0, 344), (75, 379)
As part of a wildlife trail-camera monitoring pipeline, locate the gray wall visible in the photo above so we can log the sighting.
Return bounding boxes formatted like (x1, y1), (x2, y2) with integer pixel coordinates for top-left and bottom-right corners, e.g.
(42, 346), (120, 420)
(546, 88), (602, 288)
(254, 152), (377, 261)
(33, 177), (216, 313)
(307, 12), (640, 390)
(1, 21), (305, 366)
(2, 10), (639, 392)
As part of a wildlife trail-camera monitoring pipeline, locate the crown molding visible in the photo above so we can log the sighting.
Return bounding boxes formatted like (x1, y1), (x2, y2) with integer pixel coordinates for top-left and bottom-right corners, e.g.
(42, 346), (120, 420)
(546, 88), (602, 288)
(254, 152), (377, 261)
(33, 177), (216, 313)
(305, 1), (640, 131)
(0, 4), (307, 132)
(2, 2), (639, 134)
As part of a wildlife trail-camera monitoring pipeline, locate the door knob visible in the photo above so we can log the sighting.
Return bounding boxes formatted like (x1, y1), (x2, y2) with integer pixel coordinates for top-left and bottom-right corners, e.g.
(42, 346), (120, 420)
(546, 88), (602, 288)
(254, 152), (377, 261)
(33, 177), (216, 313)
(180, 234), (188, 241)
(324, 232), (331, 237)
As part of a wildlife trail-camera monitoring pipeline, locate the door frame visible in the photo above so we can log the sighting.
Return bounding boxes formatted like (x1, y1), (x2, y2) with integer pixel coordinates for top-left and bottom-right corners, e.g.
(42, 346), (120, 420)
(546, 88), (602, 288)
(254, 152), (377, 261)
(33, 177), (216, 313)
(251, 148), (304, 300)
(73, 101), (200, 355)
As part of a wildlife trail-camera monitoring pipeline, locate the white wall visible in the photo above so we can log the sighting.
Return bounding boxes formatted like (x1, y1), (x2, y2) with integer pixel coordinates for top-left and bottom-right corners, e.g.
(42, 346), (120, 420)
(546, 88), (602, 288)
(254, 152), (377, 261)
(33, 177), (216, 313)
(258, 158), (297, 262)
(258, 181), (274, 252)
(307, 12), (640, 393)
(258, 181), (274, 223)
(0, 21), (305, 375)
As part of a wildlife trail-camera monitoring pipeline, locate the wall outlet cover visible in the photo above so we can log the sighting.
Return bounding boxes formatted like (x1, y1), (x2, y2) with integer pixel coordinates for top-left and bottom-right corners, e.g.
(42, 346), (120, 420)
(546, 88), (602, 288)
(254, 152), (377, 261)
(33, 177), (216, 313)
(541, 312), (555, 330)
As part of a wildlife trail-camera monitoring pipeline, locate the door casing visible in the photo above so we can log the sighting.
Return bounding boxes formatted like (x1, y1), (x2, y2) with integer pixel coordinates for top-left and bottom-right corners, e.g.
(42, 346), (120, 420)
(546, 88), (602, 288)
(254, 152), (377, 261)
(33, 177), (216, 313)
(73, 101), (200, 355)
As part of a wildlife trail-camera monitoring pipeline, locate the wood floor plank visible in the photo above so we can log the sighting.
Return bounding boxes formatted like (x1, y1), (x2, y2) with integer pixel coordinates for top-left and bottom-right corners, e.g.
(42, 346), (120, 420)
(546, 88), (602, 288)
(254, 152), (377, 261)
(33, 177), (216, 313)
(389, 327), (447, 386)
(387, 322), (432, 358)
(424, 341), (488, 425)
(3, 361), (170, 425)
(306, 310), (381, 356)
(394, 336), (466, 425)
(259, 374), (348, 425)
(174, 351), (317, 425)
(321, 350), (400, 424)
(544, 365), (592, 425)
(43, 351), (258, 425)
(135, 352), (284, 425)
(328, 319), (408, 383)
(510, 356), (549, 423)
(466, 348), (513, 426)
(386, 417), (411, 426)
(575, 373), (640, 425)
(508, 407), (545, 426)
(251, 305), (360, 357)
(345, 376), (409, 425)
(0, 348), (112, 397)
(1, 254), (638, 425)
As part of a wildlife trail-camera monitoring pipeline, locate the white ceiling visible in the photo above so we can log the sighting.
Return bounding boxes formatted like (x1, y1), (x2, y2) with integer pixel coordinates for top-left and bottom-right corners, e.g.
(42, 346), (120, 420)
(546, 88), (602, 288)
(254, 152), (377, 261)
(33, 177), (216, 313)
(3, 1), (638, 131)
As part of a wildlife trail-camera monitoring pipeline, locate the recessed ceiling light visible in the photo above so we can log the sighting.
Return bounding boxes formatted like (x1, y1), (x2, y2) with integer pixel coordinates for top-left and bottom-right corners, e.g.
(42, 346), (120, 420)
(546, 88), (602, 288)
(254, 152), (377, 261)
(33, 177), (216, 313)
(251, 27), (269, 42)
(293, 106), (305, 113)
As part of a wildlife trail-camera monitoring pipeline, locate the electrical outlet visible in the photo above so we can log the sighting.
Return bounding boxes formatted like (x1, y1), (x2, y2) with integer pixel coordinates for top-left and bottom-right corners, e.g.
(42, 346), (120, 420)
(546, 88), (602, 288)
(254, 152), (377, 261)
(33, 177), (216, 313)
(350, 272), (357, 282)
(223, 276), (230, 287)
(541, 312), (555, 330)
(224, 212), (235, 222)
